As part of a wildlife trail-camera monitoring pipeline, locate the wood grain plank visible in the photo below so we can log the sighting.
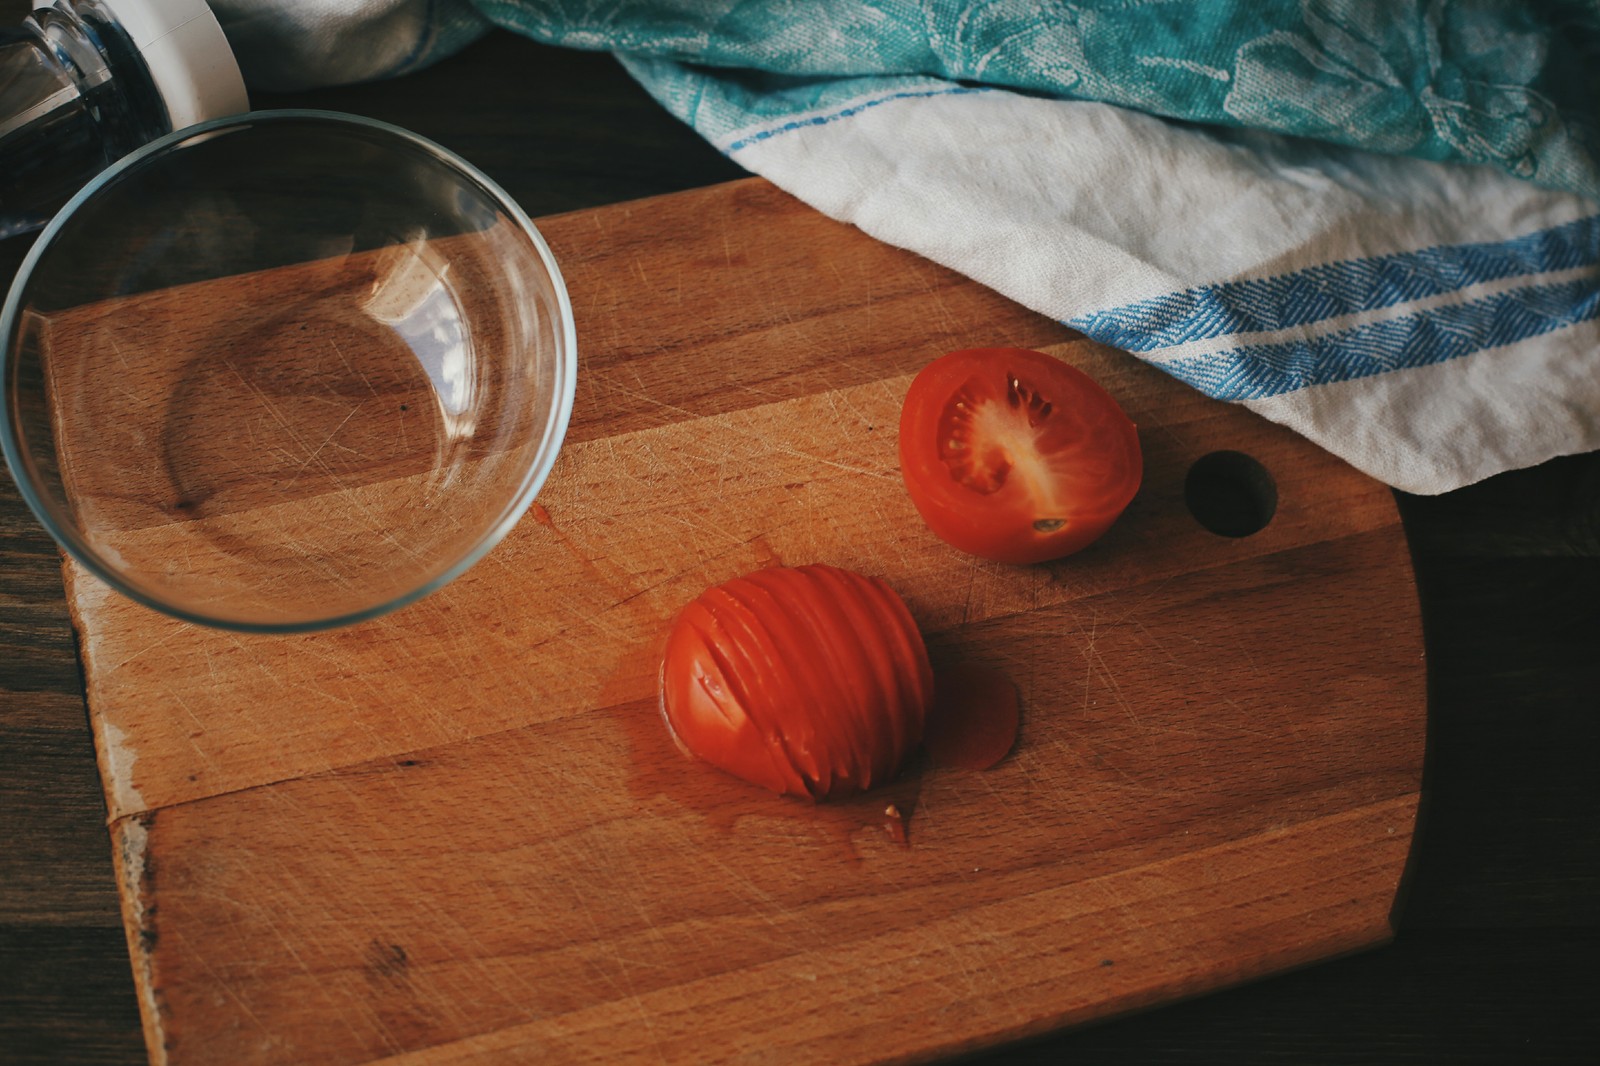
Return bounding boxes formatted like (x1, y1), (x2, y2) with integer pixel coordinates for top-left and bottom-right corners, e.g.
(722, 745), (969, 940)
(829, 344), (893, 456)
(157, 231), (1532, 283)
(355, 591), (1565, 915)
(60, 179), (1425, 1065)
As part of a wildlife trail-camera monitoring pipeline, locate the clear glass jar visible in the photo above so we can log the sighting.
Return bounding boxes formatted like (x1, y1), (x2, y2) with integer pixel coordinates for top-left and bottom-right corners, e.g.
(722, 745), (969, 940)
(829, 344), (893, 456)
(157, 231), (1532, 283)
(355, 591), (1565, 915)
(0, 0), (246, 239)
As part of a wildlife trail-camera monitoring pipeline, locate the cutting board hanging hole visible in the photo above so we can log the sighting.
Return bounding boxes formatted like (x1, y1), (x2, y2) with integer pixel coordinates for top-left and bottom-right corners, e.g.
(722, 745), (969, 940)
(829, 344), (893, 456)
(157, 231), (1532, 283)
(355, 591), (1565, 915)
(1184, 450), (1278, 537)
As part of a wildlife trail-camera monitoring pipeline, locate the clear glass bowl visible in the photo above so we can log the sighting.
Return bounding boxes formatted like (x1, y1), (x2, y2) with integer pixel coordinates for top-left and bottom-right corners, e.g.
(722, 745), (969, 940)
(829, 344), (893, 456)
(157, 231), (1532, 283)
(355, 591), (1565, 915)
(1, 110), (576, 632)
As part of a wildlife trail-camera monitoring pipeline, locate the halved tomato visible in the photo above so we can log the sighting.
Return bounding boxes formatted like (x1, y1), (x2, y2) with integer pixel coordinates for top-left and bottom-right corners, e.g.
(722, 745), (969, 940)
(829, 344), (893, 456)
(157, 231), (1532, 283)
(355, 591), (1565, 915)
(659, 564), (933, 801)
(898, 347), (1141, 564)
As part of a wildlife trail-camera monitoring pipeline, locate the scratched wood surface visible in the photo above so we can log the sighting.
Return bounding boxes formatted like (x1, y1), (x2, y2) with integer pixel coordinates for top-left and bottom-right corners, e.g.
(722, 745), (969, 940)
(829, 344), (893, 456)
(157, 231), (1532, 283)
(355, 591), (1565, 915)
(62, 178), (1425, 1065)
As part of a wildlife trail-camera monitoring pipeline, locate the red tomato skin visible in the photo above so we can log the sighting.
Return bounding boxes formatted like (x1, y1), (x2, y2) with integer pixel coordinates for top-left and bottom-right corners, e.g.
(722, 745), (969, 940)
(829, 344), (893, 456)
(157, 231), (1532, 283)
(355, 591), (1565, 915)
(898, 347), (1142, 564)
(659, 564), (934, 801)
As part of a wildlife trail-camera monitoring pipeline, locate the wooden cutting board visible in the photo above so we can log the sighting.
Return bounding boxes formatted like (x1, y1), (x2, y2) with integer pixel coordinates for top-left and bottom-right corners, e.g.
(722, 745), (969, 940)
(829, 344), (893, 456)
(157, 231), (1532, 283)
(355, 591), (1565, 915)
(65, 178), (1425, 1065)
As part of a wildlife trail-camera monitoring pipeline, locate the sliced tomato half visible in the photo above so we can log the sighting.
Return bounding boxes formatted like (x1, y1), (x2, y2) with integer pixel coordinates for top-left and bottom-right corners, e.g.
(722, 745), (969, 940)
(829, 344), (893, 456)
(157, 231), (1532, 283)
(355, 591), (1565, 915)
(898, 347), (1142, 564)
(659, 564), (934, 801)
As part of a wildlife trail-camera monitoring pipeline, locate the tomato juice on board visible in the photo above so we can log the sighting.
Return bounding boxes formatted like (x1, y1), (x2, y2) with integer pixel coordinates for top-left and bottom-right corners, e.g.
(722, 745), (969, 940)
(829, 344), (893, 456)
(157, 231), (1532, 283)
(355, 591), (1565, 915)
(925, 664), (1020, 771)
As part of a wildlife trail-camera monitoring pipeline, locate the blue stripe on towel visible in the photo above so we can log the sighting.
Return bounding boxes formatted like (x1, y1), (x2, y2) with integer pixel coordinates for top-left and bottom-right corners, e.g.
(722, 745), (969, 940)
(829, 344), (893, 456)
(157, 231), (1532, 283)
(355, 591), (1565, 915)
(1070, 215), (1600, 353)
(1153, 277), (1600, 401)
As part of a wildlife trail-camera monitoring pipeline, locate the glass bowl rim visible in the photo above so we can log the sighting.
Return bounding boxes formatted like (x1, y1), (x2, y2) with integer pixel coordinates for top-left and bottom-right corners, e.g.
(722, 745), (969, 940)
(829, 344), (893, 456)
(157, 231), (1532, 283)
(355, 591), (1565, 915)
(0, 108), (578, 634)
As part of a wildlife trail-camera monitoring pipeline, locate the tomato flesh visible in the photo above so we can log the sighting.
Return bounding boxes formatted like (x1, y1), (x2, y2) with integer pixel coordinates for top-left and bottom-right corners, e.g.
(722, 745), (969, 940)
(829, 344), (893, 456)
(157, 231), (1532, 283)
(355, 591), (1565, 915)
(900, 347), (1141, 564)
(659, 564), (934, 801)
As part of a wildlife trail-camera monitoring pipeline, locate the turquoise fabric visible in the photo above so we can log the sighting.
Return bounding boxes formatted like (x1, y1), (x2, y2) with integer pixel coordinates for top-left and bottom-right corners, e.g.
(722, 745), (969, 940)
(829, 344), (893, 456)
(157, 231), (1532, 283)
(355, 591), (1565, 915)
(470, 0), (1600, 201)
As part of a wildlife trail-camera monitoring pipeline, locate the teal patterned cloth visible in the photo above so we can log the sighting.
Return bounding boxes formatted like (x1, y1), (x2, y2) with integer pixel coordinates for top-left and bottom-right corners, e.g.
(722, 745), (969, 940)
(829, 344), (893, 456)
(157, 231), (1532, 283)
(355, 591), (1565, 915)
(473, 0), (1600, 202)
(221, 1), (1600, 201)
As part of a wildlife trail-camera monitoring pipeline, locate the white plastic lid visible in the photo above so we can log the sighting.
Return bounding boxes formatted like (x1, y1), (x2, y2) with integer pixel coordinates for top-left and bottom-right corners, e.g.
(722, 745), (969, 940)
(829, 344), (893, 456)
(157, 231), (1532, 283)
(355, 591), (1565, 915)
(62, 0), (249, 130)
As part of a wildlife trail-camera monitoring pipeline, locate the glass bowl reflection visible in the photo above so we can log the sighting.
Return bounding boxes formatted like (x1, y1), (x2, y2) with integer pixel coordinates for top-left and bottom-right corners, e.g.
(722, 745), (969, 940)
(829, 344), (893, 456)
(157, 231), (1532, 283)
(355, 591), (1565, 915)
(1, 110), (576, 631)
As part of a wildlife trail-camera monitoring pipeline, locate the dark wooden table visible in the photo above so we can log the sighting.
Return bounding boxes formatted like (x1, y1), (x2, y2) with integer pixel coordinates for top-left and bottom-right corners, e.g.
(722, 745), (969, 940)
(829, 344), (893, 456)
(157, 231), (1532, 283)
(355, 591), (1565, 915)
(3, 26), (1597, 1066)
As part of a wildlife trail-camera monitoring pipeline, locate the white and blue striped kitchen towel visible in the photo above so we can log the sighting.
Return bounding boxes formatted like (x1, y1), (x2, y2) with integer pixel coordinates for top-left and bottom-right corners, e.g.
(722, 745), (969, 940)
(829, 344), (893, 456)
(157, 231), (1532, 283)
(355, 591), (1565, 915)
(214, 1), (1600, 495)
